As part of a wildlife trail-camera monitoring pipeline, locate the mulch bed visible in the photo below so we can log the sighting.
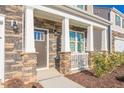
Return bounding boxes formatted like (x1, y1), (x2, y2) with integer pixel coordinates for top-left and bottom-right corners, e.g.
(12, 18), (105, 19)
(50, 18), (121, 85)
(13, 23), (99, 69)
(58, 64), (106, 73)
(66, 65), (124, 88)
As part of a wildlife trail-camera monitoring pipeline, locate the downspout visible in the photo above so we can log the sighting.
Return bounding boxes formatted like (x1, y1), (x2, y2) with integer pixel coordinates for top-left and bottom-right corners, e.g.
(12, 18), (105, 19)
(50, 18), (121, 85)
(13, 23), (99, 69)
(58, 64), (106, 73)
(109, 9), (113, 53)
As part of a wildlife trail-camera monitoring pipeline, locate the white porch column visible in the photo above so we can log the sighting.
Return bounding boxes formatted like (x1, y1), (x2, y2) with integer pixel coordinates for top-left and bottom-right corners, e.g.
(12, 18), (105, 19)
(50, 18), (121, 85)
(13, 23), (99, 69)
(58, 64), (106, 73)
(101, 29), (108, 51)
(25, 7), (35, 52)
(86, 25), (94, 51)
(61, 17), (70, 52)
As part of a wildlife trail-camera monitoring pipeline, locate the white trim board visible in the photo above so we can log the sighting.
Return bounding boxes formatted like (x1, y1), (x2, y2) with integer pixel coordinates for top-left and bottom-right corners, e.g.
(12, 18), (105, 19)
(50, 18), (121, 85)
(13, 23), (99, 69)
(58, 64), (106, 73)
(0, 15), (5, 83)
(29, 5), (108, 29)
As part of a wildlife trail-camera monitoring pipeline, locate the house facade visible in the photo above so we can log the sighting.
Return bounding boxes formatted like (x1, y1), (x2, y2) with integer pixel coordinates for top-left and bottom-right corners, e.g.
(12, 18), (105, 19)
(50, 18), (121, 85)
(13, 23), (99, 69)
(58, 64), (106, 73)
(94, 7), (124, 52)
(0, 5), (111, 85)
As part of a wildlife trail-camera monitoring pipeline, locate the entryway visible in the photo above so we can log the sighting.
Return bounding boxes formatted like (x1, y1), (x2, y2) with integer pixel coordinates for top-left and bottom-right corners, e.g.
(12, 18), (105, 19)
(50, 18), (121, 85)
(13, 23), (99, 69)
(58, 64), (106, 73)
(34, 28), (49, 69)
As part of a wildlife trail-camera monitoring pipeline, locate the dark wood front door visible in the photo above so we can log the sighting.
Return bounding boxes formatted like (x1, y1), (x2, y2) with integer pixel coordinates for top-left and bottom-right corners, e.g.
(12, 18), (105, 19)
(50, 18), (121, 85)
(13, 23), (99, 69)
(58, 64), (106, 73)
(34, 29), (47, 68)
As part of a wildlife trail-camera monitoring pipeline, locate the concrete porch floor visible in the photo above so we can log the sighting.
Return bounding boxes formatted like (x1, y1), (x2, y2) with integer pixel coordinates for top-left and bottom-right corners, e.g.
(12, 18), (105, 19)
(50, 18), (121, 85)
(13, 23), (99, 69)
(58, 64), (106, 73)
(37, 68), (83, 88)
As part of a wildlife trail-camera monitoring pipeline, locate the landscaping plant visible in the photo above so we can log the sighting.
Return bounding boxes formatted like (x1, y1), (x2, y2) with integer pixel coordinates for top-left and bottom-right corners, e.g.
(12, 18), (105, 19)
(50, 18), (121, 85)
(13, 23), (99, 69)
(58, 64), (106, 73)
(92, 52), (124, 77)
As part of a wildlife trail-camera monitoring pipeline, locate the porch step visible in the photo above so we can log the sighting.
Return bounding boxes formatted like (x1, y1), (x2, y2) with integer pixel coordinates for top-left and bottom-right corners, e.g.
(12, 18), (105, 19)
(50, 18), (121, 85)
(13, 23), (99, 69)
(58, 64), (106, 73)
(37, 68), (63, 81)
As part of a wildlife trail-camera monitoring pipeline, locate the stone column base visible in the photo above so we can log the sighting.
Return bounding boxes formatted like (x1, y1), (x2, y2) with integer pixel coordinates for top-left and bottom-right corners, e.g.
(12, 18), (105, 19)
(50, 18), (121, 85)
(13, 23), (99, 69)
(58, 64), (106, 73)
(87, 51), (94, 69)
(59, 52), (71, 75)
(21, 52), (38, 84)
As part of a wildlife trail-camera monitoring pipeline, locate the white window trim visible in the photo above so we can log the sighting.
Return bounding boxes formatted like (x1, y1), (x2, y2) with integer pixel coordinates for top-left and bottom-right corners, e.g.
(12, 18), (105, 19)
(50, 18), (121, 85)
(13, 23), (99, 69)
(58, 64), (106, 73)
(70, 30), (85, 53)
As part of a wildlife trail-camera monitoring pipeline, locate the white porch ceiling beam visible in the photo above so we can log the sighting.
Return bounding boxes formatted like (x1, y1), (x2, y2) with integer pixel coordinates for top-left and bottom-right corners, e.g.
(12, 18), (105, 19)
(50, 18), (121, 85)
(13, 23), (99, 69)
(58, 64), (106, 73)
(29, 5), (108, 29)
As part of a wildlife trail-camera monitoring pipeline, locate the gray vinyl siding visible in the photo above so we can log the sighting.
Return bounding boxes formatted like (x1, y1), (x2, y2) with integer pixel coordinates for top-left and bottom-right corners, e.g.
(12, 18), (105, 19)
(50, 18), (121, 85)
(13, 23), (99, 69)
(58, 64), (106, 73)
(93, 7), (111, 21)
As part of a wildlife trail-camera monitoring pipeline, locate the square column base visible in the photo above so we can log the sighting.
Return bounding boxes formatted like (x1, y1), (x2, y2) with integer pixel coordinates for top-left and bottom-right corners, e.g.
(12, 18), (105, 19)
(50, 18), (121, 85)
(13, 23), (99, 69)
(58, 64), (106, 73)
(21, 52), (38, 84)
(60, 52), (71, 75)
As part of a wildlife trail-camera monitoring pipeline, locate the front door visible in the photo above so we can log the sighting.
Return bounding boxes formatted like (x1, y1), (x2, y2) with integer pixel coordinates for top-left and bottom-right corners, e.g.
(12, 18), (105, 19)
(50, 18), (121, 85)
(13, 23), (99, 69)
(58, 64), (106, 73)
(34, 29), (48, 69)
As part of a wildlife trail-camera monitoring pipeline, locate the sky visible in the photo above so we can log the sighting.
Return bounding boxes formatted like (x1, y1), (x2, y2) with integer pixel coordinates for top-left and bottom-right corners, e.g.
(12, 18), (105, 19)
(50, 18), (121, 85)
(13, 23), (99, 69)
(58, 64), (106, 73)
(94, 5), (124, 13)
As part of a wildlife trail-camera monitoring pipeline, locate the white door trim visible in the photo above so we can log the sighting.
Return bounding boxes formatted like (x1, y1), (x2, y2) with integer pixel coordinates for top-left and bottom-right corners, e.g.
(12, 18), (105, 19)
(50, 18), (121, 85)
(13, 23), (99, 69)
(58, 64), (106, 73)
(0, 14), (5, 83)
(34, 27), (49, 71)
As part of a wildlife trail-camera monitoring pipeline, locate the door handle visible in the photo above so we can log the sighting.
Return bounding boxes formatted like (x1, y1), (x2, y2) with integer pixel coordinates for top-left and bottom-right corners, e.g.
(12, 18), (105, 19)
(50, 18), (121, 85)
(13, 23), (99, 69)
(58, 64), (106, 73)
(0, 37), (2, 39)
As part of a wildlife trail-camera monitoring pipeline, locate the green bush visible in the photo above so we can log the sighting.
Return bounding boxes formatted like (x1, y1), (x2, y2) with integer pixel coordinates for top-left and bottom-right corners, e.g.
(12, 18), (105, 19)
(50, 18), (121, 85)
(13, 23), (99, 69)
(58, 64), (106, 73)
(92, 52), (124, 77)
(92, 52), (108, 77)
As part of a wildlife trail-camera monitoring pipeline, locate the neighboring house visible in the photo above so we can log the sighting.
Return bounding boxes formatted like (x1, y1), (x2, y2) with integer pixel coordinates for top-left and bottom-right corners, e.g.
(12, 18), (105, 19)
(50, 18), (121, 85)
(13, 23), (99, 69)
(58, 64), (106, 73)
(0, 5), (111, 84)
(94, 6), (124, 52)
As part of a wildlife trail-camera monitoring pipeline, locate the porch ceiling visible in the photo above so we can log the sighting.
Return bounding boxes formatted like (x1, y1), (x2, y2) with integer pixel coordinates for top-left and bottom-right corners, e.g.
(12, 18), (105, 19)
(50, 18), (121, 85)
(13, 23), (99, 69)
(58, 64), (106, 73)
(34, 9), (62, 22)
(34, 9), (88, 29)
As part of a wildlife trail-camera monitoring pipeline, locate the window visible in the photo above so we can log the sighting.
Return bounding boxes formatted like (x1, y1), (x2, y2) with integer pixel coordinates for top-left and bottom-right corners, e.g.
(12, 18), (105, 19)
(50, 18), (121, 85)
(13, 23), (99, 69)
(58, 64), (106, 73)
(77, 5), (84, 10)
(72, 5), (85, 10)
(34, 30), (44, 41)
(122, 19), (124, 28)
(69, 31), (85, 53)
(115, 15), (121, 26)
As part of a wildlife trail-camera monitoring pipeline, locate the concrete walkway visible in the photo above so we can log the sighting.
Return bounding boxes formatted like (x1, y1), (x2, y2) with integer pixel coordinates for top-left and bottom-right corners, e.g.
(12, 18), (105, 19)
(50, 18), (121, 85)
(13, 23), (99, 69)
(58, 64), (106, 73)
(37, 68), (83, 88)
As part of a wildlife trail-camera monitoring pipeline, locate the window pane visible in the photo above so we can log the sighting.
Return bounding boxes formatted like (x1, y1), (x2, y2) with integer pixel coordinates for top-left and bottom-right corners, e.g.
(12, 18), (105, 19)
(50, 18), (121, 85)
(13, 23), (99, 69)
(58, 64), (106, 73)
(70, 42), (75, 52)
(77, 33), (84, 52)
(122, 19), (124, 28)
(77, 5), (84, 10)
(70, 32), (75, 41)
(77, 33), (84, 42)
(115, 15), (121, 26)
(34, 31), (42, 41)
(78, 43), (84, 52)
(37, 32), (41, 40)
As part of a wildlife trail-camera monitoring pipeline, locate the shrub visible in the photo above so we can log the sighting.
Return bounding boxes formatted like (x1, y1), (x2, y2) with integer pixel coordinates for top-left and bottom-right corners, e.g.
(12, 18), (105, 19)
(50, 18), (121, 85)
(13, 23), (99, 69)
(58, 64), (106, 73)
(119, 52), (124, 65)
(92, 52), (108, 77)
(92, 52), (124, 77)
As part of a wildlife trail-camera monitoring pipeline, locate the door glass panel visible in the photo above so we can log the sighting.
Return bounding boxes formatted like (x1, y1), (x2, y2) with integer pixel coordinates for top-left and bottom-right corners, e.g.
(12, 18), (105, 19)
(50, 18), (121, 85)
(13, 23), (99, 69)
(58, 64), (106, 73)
(34, 30), (45, 41)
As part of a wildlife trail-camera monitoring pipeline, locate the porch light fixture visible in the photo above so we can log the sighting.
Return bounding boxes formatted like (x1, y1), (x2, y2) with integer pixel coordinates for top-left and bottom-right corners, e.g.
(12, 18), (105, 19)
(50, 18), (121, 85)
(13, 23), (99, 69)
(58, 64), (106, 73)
(11, 20), (19, 33)
(52, 25), (60, 36)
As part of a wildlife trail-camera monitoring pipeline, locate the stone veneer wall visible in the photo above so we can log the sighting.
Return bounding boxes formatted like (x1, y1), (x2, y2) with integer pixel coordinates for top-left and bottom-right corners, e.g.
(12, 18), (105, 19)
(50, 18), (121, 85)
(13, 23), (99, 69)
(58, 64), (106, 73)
(112, 31), (124, 51)
(60, 52), (71, 74)
(0, 6), (37, 85)
(0, 6), (24, 81)
(34, 17), (61, 68)
(21, 52), (37, 84)
(34, 17), (87, 73)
